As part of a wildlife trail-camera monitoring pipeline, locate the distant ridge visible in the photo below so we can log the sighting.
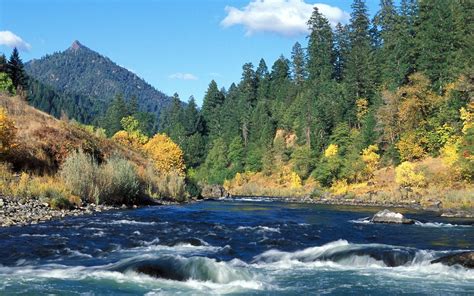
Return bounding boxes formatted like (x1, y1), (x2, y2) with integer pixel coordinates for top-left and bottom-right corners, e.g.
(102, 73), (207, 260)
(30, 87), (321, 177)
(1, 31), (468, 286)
(25, 40), (172, 123)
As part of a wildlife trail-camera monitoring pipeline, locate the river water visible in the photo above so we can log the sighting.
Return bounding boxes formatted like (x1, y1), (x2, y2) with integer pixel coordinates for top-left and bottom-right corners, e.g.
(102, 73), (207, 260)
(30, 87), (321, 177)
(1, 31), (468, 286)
(0, 198), (473, 295)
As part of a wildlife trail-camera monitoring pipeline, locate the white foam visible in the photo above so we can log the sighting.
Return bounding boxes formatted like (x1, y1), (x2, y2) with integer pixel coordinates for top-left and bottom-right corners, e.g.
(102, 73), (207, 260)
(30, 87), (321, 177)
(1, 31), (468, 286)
(109, 219), (157, 226)
(414, 221), (472, 228)
(237, 226), (280, 233)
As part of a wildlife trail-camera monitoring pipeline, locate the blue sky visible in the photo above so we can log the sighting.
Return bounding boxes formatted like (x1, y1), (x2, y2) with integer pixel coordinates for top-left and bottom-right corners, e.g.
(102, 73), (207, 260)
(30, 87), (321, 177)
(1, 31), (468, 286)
(0, 0), (381, 106)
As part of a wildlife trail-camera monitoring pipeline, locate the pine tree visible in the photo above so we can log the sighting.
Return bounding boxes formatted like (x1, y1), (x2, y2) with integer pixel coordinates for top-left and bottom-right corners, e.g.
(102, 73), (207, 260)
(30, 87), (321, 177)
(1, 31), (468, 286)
(291, 42), (306, 85)
(101, 93), (128, 136)
(345, 0), (375, 105)
(307, 7), (334, 82)
(417, 0), (462, 90)
(202, 80), (225, 138)
(333, 23), (350, 82)
(7, 48), (28, 92)
(0, 54), (7, 73)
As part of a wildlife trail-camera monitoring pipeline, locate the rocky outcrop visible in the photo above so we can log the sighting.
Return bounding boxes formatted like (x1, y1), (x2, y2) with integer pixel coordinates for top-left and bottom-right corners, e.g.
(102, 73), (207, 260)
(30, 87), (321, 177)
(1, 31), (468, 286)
(201, 185), (229, 199)
(370, 209), (415, 224)
(431, 252), (474, 269)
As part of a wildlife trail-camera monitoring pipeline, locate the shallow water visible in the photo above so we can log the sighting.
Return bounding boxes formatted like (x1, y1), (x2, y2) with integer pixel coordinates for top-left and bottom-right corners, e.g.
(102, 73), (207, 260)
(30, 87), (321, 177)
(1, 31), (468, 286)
(0, 199), (473, 295)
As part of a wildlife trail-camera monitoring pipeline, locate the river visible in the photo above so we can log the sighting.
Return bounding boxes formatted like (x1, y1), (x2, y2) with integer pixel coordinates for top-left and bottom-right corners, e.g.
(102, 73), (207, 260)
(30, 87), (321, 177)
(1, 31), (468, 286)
(0, 198), (473, 295)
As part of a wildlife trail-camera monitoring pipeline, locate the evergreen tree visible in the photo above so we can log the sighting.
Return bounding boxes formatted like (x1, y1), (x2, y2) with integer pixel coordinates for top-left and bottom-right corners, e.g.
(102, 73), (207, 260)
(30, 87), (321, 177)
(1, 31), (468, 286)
(334, 23), (350, 82)
(417, 0), (465, 90)
(345, 0), (375, 106)
(291, 42), (306, 85)
(375, 0), (400, 88)
(307, 7), (334, 82)
(7, 48), (28, 92)
(201, 80), (225, 138)
(0, 54), (7, 73)
(101, 93), (128, 136)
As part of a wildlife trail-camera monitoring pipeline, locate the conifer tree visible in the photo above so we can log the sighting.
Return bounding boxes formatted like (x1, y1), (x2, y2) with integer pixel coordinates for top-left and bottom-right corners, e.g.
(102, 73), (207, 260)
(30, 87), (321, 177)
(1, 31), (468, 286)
(345, 0), (375, 104)
(291, 42), (306, 85)
(307, 7), (334, 82)
(7, 48), (28, 92)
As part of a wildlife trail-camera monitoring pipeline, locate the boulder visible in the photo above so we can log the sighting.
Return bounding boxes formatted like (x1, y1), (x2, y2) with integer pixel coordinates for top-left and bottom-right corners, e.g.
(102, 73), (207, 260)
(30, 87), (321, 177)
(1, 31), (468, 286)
(371, 209), (414, 224)
(201, 185), (229, 199)
(431, 252), (474, 269)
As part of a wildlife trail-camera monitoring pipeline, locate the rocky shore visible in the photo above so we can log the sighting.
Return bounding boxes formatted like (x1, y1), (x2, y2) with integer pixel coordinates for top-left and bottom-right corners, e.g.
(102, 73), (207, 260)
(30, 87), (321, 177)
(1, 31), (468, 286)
(0, 196), (119, 227)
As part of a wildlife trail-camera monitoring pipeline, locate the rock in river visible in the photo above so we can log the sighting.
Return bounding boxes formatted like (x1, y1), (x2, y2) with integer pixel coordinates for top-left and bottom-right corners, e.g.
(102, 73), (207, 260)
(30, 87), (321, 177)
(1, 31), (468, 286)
(431, 252), (474, 269)
(371, 209), (414, 224)
(201, 185), (229, 199)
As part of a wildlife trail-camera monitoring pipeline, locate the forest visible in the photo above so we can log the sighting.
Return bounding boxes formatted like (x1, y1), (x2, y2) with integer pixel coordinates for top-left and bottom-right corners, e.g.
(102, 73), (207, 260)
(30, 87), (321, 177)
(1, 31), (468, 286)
(155, 0), (473, 200)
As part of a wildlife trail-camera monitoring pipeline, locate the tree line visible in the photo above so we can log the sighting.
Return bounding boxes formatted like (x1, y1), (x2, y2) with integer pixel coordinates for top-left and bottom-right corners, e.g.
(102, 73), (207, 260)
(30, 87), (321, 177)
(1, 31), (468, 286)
(159, 0), (473, 186)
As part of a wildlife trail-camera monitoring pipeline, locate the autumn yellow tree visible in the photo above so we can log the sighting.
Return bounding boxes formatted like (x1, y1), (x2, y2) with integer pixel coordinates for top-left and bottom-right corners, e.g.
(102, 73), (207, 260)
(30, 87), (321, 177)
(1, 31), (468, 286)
(0, 107), (16, 155)
(112, 116), (148, 150)
(142, 133), (185, 175)
(361, 145), (380, 178)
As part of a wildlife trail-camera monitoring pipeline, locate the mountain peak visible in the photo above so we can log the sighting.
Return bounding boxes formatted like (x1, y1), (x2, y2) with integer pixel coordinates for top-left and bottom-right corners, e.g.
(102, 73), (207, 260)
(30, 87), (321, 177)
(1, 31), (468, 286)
(70, 40), (84, 51)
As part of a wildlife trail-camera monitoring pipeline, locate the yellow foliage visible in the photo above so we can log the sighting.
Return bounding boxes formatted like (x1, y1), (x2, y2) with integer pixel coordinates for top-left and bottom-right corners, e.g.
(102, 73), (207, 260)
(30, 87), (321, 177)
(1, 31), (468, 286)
(361, 145), (380, 177)
(324, 144), (338, 158)
(290, 171), (302, 189)
(397, 132), (426, 161)
(142, 133), (185, 176)
(331, 179), (348, 195)
(0, 107), (16, 154)
(356, 98), (369, 123)
(441, 140), (460, 167)
(112, 130), (148, 150)
(460, 101), (473, 135)
(395, 161), (426, 188)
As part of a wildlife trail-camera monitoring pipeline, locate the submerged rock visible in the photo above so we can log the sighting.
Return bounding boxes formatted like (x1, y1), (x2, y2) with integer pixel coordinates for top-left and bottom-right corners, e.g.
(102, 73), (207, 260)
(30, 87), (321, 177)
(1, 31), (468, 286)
(136, 264), (187, 281)
(371, 209), (414, 224)
(431, 252), (474, 269)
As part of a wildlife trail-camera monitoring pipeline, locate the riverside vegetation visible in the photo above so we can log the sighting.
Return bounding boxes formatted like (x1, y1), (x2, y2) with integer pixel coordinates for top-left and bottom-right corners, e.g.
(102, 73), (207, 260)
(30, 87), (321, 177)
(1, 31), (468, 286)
(1, 0), (473, 223)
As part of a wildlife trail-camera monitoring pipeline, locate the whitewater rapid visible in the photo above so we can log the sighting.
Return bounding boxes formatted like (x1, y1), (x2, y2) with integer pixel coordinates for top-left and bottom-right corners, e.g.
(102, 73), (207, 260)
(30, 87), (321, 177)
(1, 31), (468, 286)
(0, 200), (473, 295)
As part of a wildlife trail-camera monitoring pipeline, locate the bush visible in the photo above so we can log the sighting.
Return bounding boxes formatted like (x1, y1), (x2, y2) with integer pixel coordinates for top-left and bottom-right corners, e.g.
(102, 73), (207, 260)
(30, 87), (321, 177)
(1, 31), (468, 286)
(395, 161), (426, 188)
(60, 150), (100, 204)
(98, 156), (140, 205)
(0, 107), (16, 155)
(50, 196), (73, 210)
(141, 165), (187, 201)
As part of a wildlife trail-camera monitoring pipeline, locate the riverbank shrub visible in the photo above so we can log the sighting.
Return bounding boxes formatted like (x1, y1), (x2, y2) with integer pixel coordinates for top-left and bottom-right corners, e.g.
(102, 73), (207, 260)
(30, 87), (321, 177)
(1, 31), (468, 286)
(0, 107), (16, 156)
(60, 150), (141, 205)
(98, 156), (140, 205)
(60, 150), (100, 204)
(395, 161), (426, 188)
(141, 165), (187, 201)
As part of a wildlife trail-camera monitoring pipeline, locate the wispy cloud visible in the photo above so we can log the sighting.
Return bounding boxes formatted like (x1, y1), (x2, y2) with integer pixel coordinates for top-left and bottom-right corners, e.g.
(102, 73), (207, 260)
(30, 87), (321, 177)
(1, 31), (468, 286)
(169, 72), (199, 81)
(221, 0), (349, 37)
(0, 31), (31, 51)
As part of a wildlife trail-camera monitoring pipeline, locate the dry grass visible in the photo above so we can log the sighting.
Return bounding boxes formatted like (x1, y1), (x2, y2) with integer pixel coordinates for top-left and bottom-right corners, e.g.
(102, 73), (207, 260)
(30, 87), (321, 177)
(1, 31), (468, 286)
(0, 95), (148, 173)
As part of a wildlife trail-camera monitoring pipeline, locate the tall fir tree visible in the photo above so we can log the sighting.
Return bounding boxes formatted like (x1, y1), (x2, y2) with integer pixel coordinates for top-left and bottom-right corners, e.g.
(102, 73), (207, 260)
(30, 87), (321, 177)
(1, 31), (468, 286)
(7, 48), (28, 92)
(345, 0), (376, 106)
(307, 7), (334, 82)
(290, 42), (307, 85)
(333, 23), (350, 82)
(201, 80), (225, 138)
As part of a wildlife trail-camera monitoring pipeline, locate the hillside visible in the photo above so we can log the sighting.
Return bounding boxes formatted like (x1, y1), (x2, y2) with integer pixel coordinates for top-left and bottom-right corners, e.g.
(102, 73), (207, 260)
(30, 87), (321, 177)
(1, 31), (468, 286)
(25, 40), (172, 123)
(0, 94), (147, 174)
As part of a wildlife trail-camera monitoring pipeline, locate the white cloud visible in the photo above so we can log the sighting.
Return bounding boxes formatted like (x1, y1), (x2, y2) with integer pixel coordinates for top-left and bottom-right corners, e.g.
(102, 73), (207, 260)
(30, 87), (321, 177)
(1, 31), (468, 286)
(221, 0), (349, 37)
(169, 72), (199, 81)
(0, 31), (31, 51)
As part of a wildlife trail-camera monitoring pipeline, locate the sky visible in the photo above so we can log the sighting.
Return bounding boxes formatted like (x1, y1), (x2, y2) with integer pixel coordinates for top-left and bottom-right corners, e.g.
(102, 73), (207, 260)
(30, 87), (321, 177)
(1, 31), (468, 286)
(0, 0), (381, 106)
